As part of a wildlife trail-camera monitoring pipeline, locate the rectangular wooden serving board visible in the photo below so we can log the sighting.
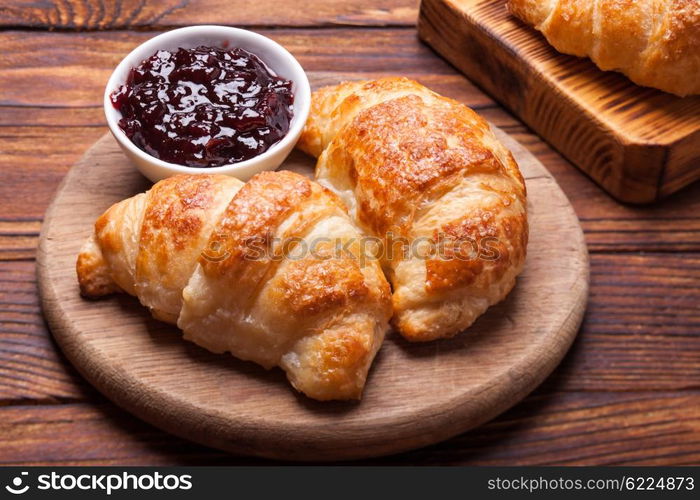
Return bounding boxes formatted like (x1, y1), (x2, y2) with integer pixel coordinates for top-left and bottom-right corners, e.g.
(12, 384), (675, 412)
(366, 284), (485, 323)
(418, 0), (700, 203)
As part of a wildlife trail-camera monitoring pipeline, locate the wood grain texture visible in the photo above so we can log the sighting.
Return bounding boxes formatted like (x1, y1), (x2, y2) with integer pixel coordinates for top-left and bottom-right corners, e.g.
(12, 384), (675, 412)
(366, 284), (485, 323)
(2, 391), (699, 465)
(418, 0), (700, 203)
(0, 30), (452, 108)
(0, 260), (94, 401)
(0, 0), (418, 29)
(36, 130), (587, 460)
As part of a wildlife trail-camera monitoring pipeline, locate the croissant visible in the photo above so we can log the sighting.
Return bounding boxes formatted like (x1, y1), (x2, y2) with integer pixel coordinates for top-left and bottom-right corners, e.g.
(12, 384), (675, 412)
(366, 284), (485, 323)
(77, 171), (392, 400)
(507, 0), (700, 97)
(298, 77), (528, 342)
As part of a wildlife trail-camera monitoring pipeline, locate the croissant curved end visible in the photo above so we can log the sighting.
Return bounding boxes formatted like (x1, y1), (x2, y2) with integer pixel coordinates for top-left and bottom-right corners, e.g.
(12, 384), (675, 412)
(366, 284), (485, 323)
(76, 234), (121, 298)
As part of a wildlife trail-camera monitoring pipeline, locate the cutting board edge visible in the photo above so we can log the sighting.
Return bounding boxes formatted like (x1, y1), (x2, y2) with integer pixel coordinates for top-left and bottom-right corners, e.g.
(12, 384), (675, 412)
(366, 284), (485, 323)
(37, 126), (589, 461)
(417, 0), (700, 204)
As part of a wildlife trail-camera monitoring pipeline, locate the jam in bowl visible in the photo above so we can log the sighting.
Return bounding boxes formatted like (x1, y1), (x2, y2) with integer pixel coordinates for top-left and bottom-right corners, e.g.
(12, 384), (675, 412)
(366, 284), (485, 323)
(111, 46), (294, 168)
(104, 26), (311, 182)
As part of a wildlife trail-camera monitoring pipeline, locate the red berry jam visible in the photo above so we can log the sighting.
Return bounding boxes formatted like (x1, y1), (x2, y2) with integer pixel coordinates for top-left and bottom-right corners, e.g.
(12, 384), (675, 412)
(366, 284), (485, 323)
(111, 46), (294, 168)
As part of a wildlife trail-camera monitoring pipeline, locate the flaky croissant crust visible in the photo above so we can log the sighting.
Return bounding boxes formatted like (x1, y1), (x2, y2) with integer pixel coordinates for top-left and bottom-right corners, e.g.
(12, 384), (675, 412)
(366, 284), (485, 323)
(298, 77), (528, 341)
(77, 171), (391, 401)
(507, 0), (700, 96)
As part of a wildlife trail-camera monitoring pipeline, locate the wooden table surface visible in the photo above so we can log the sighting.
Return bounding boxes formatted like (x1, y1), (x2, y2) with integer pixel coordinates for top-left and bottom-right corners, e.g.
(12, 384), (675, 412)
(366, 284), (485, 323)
(1, 0), (698, 466)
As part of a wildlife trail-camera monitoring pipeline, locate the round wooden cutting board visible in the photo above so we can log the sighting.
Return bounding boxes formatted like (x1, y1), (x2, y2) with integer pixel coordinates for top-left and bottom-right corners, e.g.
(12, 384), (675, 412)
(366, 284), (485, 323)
(37, 129), (588, 461)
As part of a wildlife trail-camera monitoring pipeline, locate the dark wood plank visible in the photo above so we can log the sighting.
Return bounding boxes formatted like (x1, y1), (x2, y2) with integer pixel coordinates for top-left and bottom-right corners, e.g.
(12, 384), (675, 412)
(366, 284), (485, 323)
(2, 391), (698, 465)
(0, 29), (451, 109)
(401, 391), (700, 466)
(0, 261), (92, 401)
(0, 220), (41, 261)
(0, 127), (106, 226)
(1, 253), (698, 402)
(0, 0), (418, 29)
(547, 253), (700, 392)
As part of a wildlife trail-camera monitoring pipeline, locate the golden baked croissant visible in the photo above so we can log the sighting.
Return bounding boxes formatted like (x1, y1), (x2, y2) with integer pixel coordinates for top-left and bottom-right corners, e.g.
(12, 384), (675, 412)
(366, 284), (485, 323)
(298, 77), (528, 342)
(77, 171), (392, 400)
(507, 0), (700, 96)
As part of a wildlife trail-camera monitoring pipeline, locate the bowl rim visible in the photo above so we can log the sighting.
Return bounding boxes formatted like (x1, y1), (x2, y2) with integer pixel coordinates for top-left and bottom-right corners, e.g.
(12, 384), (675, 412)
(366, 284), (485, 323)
(103, 25), (311, 175)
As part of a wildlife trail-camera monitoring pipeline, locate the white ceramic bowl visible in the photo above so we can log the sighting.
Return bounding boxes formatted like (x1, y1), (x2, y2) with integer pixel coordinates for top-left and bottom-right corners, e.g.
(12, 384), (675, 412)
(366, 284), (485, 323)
(104, 25), (311, 182)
